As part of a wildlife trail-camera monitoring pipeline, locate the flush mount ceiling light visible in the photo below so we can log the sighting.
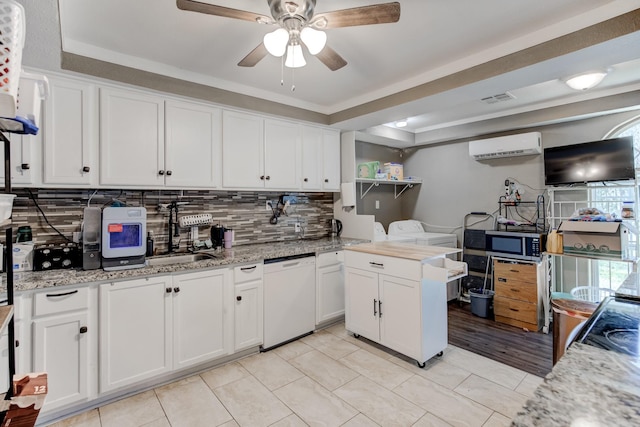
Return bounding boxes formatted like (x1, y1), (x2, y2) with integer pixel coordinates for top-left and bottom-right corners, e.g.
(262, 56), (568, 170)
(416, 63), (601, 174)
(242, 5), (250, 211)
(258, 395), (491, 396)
(395, 120), (408, 128)
(565, 71), (608, 91)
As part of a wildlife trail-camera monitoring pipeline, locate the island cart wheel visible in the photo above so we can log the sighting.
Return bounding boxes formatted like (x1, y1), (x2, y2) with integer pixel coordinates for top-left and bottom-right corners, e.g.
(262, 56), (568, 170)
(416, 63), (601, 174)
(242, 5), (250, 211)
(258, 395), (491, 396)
(417, 361), (426, 368)
(353, 333), (360, 338)
(437, 351), (443, 357)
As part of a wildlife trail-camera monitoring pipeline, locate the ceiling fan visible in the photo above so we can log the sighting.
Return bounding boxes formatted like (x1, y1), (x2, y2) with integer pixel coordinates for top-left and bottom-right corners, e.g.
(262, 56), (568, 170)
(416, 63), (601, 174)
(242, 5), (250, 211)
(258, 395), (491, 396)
(176, 0), (401, 71)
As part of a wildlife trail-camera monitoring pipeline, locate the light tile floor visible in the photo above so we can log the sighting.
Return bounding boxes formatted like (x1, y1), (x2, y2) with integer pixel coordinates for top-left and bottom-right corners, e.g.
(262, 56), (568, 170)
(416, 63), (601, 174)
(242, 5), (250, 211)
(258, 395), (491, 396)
(48, 323), (543, 427)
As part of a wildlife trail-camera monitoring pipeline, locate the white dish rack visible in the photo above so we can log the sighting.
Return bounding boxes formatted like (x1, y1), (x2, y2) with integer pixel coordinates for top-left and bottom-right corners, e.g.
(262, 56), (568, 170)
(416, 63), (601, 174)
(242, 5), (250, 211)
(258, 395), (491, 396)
(179, 213), (212, 228)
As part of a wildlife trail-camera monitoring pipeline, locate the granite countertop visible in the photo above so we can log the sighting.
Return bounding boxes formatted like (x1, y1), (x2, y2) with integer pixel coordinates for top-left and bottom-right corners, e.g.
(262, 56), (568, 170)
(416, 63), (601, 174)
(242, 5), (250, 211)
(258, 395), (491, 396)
(511, 343), (640, 426)
(2, 237), (366, 294)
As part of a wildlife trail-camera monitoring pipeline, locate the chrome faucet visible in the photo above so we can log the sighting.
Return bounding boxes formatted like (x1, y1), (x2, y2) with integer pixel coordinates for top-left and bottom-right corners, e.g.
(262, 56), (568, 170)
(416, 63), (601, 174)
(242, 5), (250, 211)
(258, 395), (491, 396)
(167, 201), (188, 253)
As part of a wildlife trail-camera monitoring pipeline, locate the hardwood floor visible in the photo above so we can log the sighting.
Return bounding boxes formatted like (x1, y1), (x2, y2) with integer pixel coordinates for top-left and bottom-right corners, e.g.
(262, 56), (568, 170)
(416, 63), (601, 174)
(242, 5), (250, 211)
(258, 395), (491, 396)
(447, 302), (553, 377)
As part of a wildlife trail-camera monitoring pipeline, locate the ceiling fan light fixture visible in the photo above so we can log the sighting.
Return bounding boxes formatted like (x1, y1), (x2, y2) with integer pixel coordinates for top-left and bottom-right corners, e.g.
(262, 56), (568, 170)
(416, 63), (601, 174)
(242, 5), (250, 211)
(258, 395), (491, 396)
(263, 28), (289, 57)
(565, 71), (608, 91)
(285, 44), (306, 68)
(300, 26), (327, 55)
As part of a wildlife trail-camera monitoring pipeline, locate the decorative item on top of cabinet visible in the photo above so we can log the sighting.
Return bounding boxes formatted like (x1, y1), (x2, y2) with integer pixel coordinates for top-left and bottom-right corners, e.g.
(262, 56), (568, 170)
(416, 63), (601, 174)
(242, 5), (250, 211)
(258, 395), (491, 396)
(43, 76), (96, 186)
(492, 257), (545, 331)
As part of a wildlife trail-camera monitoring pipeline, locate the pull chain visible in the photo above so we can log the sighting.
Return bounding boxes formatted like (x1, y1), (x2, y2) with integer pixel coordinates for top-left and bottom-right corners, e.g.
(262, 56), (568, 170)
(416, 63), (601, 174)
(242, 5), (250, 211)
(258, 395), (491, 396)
(280, 55), (284, 86)
(291, 65), (295, 92)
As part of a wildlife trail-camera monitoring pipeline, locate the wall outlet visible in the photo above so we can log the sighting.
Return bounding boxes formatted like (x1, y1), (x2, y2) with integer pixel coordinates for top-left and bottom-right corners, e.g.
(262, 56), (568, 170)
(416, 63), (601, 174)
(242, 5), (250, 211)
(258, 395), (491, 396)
(375, 200), (380, 209)
(265, 201), (272, 211)
(294, 223), (301, 233)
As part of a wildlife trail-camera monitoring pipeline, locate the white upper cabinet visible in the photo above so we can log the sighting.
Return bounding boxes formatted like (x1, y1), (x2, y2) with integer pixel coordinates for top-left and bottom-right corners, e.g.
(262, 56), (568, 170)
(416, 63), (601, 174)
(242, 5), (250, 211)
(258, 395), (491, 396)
(43, 77), (96, 186)
(301, 126), (340, 191)
(222, 112), (300, 190)
(322, 129), (341, 191)
(99, 88), (165, 187)
(0, 133), (37, 187)
(263, 119), (300, 189)
(165, 100), (221, 189)
(222, 110), (264, 189)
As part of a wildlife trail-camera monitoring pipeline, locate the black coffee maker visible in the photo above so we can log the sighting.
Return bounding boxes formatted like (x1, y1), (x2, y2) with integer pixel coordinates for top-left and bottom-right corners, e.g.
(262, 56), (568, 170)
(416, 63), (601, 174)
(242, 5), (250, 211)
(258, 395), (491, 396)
(211, 225), (225, 249)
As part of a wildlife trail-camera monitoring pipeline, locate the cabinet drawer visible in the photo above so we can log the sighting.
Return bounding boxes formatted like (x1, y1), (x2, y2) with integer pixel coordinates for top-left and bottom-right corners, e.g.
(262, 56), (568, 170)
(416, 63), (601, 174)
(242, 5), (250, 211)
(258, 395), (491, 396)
(317, 251), (343, 267)
(234, 263), (263, 284)
(345, 250), (421, 281)
(493, 296), (537, 324)
(33, 287), (89, 317)
(495, 280), (537, 303)
(493, 260), (537, 284)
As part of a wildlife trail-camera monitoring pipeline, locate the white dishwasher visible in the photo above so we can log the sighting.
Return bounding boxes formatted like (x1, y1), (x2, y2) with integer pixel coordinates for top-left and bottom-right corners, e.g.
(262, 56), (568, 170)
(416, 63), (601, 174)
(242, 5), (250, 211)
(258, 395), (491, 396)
(262, 253), (316, 350)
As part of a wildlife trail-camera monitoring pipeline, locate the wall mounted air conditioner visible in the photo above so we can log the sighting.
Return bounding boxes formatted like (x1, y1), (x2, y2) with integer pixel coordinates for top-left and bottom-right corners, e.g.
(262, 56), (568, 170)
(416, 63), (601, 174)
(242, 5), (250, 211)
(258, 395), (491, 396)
(469, 132), (542, 160)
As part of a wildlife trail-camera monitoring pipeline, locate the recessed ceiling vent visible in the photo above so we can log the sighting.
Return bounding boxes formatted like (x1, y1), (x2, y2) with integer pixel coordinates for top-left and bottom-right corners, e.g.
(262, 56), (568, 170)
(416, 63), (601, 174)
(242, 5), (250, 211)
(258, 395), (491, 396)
(480, 91), (516, 104)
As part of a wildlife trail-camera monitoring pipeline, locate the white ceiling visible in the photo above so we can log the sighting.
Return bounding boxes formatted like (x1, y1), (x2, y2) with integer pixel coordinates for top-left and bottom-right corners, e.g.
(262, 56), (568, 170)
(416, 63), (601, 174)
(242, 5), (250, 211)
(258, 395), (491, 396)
(57, 0), (640, 147)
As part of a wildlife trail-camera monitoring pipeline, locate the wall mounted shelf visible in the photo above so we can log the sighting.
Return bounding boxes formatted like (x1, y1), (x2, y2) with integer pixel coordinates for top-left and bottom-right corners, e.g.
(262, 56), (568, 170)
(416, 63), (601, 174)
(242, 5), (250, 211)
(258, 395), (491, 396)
(356, 178), (422, 199)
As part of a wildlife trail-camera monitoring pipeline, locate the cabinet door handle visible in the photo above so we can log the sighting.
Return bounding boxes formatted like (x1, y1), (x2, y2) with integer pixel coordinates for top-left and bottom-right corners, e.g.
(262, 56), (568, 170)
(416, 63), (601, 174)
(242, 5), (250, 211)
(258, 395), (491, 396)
(173, 287), (180, 293)
(166, 287), (172, 293)
(369, 262), (384, 268)
(509, 269), (520, 273)
(373, 299), (377, 316)
(159, 170), (165, 175)
(15, 340), (19, 348)
(240, 266), (257, 271)
(260, 175), (265, 180)
(82, 166), (90, 172)
(46, 290), (78, 298)
(21, 163), (30, 170)
(510, 288), (520, 292)
(266, 175), (271, 180)
(509, 308), (519, 312)
(324, 178), (329, 183)
(79, 326), (88, 334)
(304, 178), (308, 182)
(379, 300), (383, 317)
(166, 170), (172, 176)
(236, 296), (242, 301)
(498, 278), (506, 282)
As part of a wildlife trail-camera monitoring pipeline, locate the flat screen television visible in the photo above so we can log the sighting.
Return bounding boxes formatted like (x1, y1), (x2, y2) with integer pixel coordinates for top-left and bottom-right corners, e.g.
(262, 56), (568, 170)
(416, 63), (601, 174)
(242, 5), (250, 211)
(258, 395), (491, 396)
(543, 136), (635, 186)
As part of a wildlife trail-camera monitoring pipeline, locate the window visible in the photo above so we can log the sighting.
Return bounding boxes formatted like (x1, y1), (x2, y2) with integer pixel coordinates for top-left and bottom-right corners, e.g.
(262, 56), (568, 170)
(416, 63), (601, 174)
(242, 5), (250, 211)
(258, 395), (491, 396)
(590, 115), (640, 289)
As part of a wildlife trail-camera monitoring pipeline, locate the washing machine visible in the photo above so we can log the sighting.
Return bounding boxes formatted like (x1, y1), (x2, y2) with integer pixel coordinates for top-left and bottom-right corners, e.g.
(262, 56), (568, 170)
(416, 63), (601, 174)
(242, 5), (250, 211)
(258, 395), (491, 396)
(374, 222), (416, 243)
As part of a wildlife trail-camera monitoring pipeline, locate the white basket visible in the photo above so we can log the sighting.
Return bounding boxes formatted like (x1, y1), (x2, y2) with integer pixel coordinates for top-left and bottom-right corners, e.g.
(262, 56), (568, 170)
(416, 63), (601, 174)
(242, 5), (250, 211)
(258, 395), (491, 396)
(0, 0), (25, 117)
(0, 193), (16, 220)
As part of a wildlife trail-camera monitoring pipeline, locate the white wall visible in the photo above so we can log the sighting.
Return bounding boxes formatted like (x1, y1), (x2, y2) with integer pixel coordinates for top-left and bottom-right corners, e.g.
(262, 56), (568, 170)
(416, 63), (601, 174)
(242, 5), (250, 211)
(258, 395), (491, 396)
(402, 110), (640, 243)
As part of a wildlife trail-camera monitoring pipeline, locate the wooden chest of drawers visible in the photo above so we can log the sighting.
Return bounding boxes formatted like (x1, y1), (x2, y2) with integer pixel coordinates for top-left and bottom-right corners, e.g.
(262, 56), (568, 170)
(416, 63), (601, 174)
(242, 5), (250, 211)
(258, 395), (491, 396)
(493, 259), (541, 330)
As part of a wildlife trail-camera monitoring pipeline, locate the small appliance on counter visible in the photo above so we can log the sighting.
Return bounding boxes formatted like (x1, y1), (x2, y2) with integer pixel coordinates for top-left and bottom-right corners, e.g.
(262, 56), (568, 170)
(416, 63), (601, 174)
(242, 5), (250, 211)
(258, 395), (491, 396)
(211, 224), (226, 249)
(101, 206), (147, 271)
(82, 207), (102, 270)
(329, 219), (342, 237)
(33, 243), (81, 271)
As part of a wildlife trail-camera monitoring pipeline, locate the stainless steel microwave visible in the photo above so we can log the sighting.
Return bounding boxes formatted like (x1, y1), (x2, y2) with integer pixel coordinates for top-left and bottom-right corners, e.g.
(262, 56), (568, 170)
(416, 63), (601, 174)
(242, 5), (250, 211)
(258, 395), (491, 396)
(485, 230), (546, 262)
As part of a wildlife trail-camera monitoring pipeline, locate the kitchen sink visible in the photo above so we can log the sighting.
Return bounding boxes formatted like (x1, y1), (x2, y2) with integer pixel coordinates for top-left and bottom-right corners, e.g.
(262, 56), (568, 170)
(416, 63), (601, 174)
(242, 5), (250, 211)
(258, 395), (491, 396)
(146, 252), (219, 266)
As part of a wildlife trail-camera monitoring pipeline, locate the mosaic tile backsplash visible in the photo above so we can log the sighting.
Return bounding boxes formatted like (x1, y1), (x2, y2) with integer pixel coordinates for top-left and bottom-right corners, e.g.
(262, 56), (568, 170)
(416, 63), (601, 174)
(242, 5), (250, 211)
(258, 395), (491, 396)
(8, 189), (336, 253)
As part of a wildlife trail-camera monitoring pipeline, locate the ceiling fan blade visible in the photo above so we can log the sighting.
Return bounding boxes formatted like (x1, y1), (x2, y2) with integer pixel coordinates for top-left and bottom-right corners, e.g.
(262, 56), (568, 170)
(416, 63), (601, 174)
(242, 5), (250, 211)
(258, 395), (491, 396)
(316, 46), (347, 71)
(238, 43), (269, 67)
(177, 0), (273, 24)
(312, 2), (400, 29)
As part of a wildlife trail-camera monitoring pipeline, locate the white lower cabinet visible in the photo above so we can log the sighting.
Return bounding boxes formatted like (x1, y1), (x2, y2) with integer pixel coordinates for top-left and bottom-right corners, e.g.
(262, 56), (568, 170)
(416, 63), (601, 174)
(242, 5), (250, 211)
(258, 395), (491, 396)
(31, 287), (97, 412)
(172, 269), (231, 369)
(99, 269), (233, 393)
(316, 251), (345, 325)
(344, 249), (453, 365)
(233, 263), (263, 351)
(99, 276), (173, 393)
